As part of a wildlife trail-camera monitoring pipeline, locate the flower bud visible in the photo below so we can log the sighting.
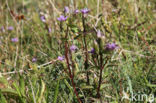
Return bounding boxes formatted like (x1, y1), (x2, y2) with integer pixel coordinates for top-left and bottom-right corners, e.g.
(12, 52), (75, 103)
(93, 40), (99, 53)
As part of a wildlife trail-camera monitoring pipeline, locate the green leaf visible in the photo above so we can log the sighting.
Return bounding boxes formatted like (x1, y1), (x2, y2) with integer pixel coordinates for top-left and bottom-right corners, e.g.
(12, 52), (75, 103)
(53, 80), (60, 103)
(81, 85), (94, 89)
(37, 80), (46, 103)
(19, 76), (25, 96)
(64, 79), (73, 96)
(32, 13), (41, 23)
(100, 84), (111, 89)
(0, 76), (8, 87)
(0, 89), (7, 103)
(71, 27), (79, 33)
(1, 88), (19, 96)
(112, 22), (119, 36)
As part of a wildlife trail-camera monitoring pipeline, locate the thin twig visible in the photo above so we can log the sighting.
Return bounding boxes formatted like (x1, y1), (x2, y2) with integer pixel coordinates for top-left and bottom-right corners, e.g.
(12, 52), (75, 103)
(0, 59), (57, 75)
(82, 14), (90, 85)
(121, 49), (154, 59)
(14, 46), (19, 68)
(29, 79), (37, 103)
(64, 33), (82, 103)
(48, 0), (61, 15)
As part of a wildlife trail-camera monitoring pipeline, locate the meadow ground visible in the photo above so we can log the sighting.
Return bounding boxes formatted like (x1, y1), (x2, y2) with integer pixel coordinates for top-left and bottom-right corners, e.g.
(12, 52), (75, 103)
(0, 0), (156, 103)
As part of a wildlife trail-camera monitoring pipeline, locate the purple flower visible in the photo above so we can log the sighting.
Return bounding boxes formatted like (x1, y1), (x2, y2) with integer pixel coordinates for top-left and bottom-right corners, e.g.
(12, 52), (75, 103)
(32, 58), (37, 62)
(97, 30), (105, 39)
(70, 45), (78, 52)
(105, 43), (118, 50)
(81, 8), (90, 14)
(57, 15), (68, 21)
(11, 37), (18, 42)
(48, 27), (51, 33)
(64, 6), (70, 13)
(97, 30), (102, 38)
(7, 26), (14, 31)
(74, 9), (80, 14)
(57, 56), (65, 61)
(40, 16), (46, 22)
(1, 26), (5, 32)
(89, 48), (95, 54)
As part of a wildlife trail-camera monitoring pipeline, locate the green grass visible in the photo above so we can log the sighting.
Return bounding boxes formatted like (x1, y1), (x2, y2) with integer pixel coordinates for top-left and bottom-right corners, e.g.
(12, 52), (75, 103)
(0, 0), (155, 103)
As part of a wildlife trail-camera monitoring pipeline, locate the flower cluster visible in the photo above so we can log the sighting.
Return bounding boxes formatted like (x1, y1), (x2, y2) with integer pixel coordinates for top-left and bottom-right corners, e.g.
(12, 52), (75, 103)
(70, 45), (78, 52)
(64, 6), (70, 13)
(40, 16), (46, 22)
(11, 37), (18, 42)
(57, 56), (65, 61)
(89, 48), (95, 54)
(57, 15), (68, 21)
(105, 43), (118, 50)
(57, 7), (90, 22)
(74, 9), (80, 14)
(1, 26), (14, 32)
(81, 8), (90, 14)
(7, 26), (14, 31)
(32, 57), (37, 62)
